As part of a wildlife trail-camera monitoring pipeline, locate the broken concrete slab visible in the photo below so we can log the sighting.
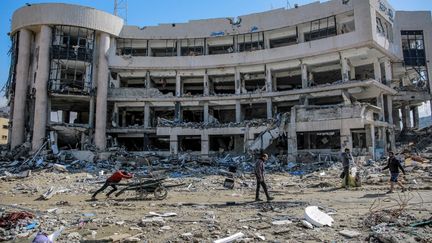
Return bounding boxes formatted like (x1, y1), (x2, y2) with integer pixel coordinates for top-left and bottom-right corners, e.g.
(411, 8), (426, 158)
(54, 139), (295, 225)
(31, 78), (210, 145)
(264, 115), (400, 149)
(339, 229), (361, 238)
(304, 206), (334, 227)
(214, 232), (245, 243)
(69, 150), (95, 162)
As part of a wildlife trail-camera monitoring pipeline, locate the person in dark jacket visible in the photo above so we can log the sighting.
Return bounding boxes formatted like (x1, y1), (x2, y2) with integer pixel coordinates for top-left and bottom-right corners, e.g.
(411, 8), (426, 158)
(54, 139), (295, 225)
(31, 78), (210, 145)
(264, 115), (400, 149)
(382, 151), (406, 193)
(254, 153), (274, 202)
(340, 148), (353, 188)
(91, 170), (133, 200)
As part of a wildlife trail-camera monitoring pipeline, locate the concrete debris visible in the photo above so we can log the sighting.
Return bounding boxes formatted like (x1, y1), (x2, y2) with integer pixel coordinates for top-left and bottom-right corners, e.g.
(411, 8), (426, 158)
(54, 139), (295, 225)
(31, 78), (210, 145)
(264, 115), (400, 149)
(214, 232), (245, 243)
(304, 206), (334, 227)
(301, 220), (314, 229)
(339, 229), (361, 238)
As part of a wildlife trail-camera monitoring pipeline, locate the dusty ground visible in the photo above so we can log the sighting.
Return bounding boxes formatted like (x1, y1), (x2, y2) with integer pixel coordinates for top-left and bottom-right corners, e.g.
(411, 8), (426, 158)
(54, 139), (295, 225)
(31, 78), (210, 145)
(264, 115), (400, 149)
(1, 167), (431, 242)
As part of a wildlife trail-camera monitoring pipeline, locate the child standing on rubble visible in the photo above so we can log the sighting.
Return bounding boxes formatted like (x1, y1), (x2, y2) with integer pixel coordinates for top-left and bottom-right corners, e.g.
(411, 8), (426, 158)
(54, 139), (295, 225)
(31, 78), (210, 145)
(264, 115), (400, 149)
(382, 151), (406, 194)
(91, 170), (133, 200)
(254, 152), (274, 202)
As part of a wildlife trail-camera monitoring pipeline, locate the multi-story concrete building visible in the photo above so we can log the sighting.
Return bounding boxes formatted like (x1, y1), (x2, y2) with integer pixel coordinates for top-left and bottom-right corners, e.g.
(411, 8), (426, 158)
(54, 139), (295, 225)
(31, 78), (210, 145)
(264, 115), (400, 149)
(6, 0), (432, 160)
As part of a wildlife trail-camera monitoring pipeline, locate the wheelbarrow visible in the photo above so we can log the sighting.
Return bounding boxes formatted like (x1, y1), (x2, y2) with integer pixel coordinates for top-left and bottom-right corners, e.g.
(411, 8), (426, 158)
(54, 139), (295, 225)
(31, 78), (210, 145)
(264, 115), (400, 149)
(115, 178), (168, 200)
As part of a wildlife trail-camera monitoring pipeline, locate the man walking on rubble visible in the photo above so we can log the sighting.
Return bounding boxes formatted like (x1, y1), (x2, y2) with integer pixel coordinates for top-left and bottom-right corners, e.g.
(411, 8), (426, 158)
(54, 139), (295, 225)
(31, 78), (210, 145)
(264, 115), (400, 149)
(254, 152), (274, 202)
(383, 151), (407, 194)
(340, 148), (353, 189)
(91, 170), (133, 200)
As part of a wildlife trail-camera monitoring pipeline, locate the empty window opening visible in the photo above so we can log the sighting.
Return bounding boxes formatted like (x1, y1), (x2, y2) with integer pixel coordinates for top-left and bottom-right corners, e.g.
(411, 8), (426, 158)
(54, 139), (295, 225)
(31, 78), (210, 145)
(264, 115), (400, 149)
(209, 135), (237, 152)
(242, 103), (267, 121)
(208, 44), (234, 55)
(149, 77), (176, 95)
(209, 75), (235, 95)
(116, 38), (148, 56)
(352, 129), (367, 149)
(243, 72), (265, 93)
(210, 106), (236, 123)
(337, 11), (355, 34)
(182, 77), (204, 96)
(120, 76), (145, 88)
(270, 35), (298, 48)
(304, 16), (337, 42)
(238, 32), (264, 52)
(297, 130), (341, 150)
(50, 98), (90, 125)
(182, 108), (203, 123)
(152, 108), (175, 126)
(145, 135), (170, 151)
(274, 69), (302, 91)
(308, 96), (344, 106)
(179, 136), (201, 152)
(117, 137), (144, 151)
(179, 39), (204, 56)
(150, 40), (177, 57)
(311, 69), (342, 86)
(118, 107), (144, 127)
(354, 64), (374, 80)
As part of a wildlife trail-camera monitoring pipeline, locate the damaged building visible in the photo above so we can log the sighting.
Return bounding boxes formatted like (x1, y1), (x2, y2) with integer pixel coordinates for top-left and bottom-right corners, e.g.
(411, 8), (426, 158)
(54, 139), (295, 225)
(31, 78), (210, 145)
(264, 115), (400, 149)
(5, 0), (432, 161)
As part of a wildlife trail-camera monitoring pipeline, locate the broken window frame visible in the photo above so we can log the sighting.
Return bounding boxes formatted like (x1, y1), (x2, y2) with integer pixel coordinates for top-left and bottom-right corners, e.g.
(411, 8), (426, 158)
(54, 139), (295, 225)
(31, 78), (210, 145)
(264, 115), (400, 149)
(4, 32), (19, 97)
(304, 15), (337, 42)
(49, 25), (95, 95)
(401, 30), (426, 66)
(180, 38), (204, 56)
(116, 38), (148, 56)
(238, 32), (264, 52)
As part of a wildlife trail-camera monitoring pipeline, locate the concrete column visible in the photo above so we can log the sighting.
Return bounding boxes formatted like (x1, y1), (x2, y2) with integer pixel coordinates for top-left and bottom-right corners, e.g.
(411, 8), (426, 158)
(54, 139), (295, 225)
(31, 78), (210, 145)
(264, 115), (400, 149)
(366, 124), (376, 159)
(144, 104), (150, 128)
(203, 102), (209, 123)
(175, 73), (181, 97)
(387, 96), (393, 125)
(341, 57), (349, 82)
(350, 64), (356, 80)
(376, 93), (384, 121)
(176, 41), (181, 56)
(373, 59), (382, 83)
(170, 134), (178, 155)
(401, 105), (411, 129)
(145, 71), (153, 89)
(265, 67), (272, 92)
(266, 98), (272, 119)
(340, 125), (353, 151)
(301, 63), (308, 89)
(203, 71), (209, 96)
(389, 128), (396, 152)
(201, 134), (209, 157)
(383, 58), (392, 85)
(175, 102), (182, 122)
(287, 106), (297, 162)
(204, 38), (209, 55)
(393, 108), (401, 131)
(11, 29), (32, 149)
(235, 100), (241, 123)
(32, 26), (52, 152)
(121, 110), (126, 127)
(235, 68), (241, 95)
(233, 36), (238, 52)
(412, 106), (420, 128)
(94, 33), (110, 151)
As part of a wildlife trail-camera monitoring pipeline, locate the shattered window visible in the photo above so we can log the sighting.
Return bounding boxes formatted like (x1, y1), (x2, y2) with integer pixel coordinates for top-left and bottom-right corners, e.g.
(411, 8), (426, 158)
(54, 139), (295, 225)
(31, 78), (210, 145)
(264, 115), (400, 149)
(401, 30), (426, 66)
(49, 26), (95, 95)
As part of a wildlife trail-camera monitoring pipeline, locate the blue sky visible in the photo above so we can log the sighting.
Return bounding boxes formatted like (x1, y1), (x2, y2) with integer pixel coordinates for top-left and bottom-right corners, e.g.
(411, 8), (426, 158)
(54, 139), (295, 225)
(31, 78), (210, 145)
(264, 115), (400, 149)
(0, 0), (431, 115)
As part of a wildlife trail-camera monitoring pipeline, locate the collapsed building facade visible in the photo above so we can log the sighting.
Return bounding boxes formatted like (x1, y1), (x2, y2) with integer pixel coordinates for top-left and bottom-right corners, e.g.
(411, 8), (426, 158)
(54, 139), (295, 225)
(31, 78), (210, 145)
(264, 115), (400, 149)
(5, 0), (432, 160)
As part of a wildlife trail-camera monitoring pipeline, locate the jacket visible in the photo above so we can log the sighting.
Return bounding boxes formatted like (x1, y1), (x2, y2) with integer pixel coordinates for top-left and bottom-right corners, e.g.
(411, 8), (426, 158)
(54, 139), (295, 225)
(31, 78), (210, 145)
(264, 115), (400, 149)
(255, 158), (265, 181)
(107, 170), (133, 183)
(341, 152), (353, 168)
(383, 157), (405, 174)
